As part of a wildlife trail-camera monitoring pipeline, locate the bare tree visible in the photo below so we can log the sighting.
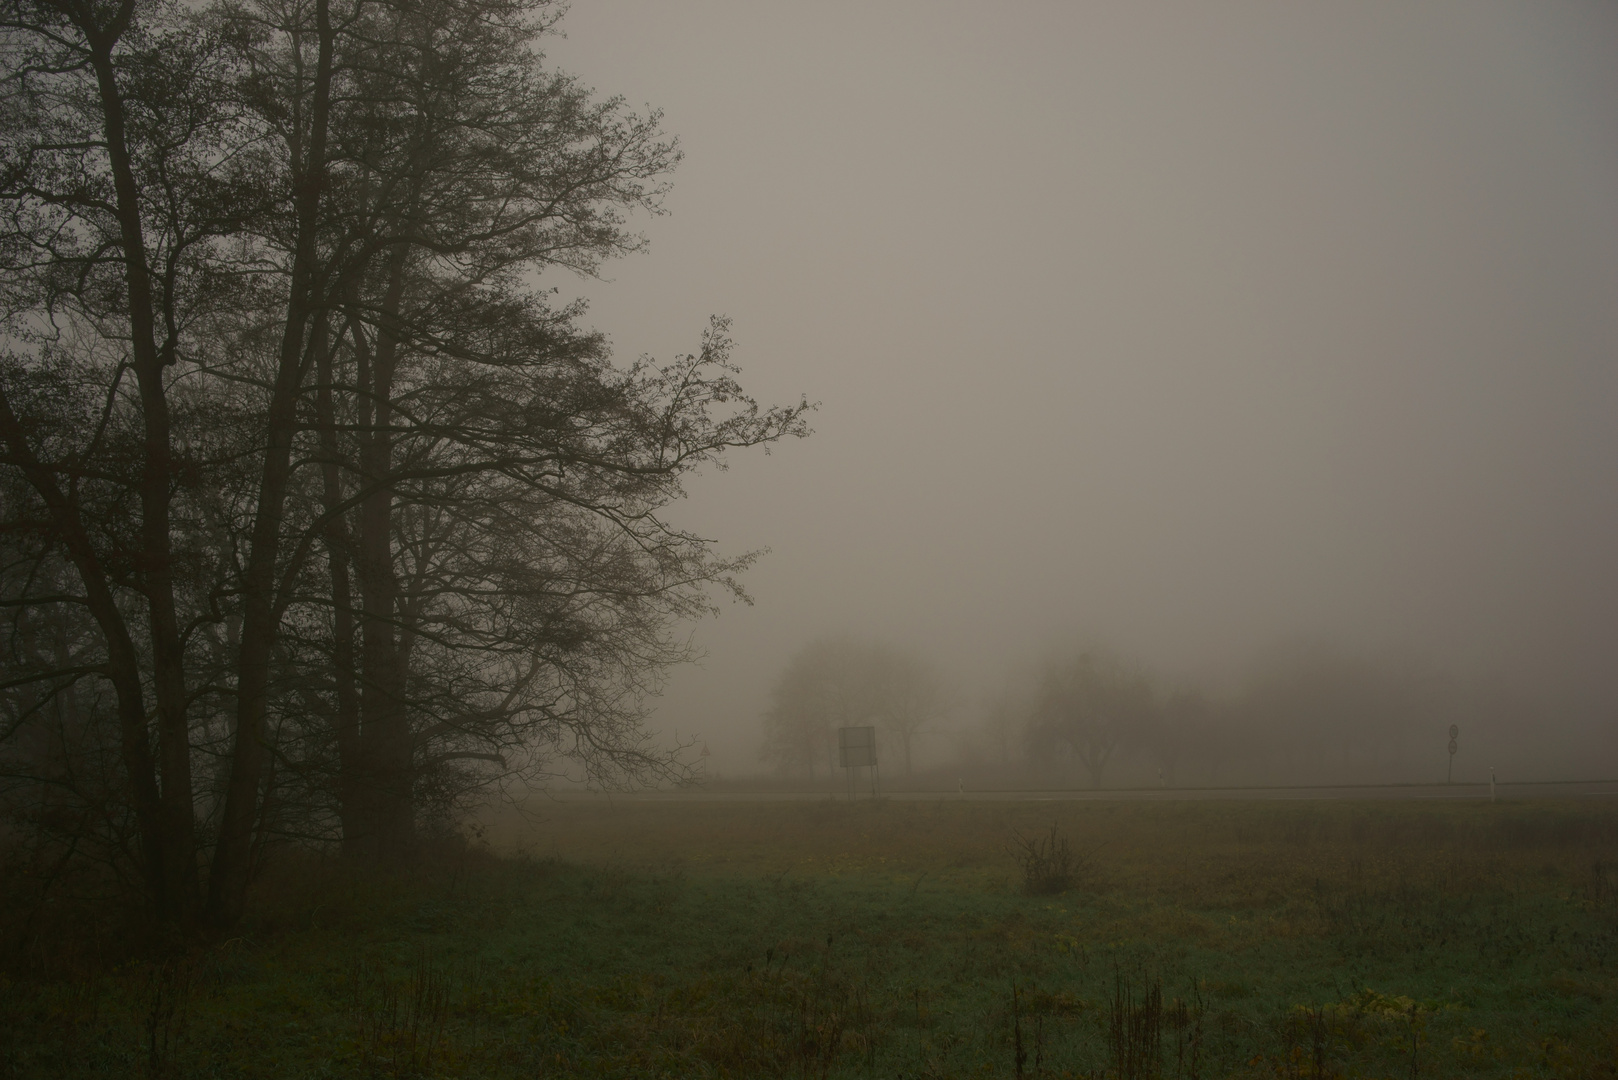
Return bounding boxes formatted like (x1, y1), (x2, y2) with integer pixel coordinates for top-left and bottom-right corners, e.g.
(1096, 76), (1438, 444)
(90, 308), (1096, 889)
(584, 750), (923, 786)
(258, 0), (805, 856)
(1, 0), (808, 927)
(0, 0), (261, 923)
(865, 644), (942, 776)
(977, 678), (1033, 769)
(1029, 652), (1155, 789)
(761, 637), (866, 778)
(1139, 686), (1211, 786)
(1232, 643), (1442, 784)
(760, 638), (940, 777)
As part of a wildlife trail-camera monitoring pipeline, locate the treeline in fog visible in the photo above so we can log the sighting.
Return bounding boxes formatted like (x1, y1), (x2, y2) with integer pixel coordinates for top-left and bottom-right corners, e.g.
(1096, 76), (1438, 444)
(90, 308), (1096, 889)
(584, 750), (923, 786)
(0, 0), (807, 930)
(760, 636), (1599, 790)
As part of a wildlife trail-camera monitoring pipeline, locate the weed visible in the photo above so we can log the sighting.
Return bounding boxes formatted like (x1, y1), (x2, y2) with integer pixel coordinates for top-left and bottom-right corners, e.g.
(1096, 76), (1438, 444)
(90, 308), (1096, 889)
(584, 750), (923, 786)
(1011, 983), (1027, 1078)
(1013, 822), (1086, 895)
(1282, 1002), (1339, 1079)
(1110, 970), (1163, 1080)
(1586, 860), (1618, 906)
(142, 955), (194, 1079)
(1169, 982), (1204, 1080)
(352, 947), (452, 1077)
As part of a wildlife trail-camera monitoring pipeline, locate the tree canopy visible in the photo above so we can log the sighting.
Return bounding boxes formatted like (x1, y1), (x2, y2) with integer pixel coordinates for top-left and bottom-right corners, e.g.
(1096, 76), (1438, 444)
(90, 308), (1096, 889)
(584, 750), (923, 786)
(0, 0), (809, 927)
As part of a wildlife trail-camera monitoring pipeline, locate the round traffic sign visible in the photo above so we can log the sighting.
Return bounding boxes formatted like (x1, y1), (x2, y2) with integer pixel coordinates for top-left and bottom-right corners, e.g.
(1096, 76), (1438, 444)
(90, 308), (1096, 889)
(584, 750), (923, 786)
(1449, 724), (1459, 739)
(1448, 739), (1458, 754)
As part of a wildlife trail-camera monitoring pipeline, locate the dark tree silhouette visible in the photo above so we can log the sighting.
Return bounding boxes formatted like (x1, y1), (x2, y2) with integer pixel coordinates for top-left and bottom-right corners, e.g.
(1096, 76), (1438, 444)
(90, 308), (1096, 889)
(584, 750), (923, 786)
(1030, 653), (1155, 789)
(0, 0), (808, 928)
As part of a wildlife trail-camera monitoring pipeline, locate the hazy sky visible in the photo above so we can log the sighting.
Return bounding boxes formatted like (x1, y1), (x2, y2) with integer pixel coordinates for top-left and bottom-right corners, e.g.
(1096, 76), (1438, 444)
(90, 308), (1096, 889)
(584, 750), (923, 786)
(545, 1), (1618, 773)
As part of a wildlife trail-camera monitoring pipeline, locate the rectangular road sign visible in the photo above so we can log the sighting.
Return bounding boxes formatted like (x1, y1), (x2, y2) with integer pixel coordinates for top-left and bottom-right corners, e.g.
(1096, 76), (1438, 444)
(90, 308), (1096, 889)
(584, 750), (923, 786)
(838, 725), (877, 768)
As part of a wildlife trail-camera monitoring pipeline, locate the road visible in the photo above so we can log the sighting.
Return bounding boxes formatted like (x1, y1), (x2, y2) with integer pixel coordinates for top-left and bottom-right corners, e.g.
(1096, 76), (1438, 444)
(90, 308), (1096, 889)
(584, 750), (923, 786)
(549, 779), (1618, 802)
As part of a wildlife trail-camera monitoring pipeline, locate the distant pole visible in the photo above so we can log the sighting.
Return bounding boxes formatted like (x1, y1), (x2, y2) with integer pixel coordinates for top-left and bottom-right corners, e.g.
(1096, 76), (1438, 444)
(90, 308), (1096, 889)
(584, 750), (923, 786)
(1490, 767), (1496, 803)
(1447, 724), (1459, 784)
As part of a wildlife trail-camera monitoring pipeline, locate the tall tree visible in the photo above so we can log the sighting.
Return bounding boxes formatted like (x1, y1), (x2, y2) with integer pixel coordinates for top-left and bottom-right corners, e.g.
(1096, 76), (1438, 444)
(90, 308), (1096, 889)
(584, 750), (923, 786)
(865, 643), (942, 776)
(1, 0), (809, 927)
(0, 0), (256, 922)
(761, 637), (868, 778)
(248, 0), (798, 858)
(204, 0), (341, 927)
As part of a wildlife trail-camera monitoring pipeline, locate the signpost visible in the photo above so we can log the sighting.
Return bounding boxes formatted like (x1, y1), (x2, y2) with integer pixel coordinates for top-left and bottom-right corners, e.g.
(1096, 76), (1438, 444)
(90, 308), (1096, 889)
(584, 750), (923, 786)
(838, 725), (879, 799)
(1447, 723), (1459, 784)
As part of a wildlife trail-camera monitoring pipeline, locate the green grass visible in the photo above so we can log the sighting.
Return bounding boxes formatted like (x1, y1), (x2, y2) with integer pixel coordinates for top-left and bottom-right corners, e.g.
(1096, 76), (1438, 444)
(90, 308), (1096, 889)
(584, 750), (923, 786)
(4, 796), (1618, 1077)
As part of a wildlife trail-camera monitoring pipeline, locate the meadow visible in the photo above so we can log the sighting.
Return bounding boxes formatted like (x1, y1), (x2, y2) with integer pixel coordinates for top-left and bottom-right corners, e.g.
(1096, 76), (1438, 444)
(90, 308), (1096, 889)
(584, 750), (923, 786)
(4, 794), (1618, 1078)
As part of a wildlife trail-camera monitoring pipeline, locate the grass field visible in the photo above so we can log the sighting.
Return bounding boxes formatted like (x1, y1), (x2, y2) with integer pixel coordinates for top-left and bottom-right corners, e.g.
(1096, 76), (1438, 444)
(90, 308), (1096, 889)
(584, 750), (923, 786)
(4, 795), (1618, 1078)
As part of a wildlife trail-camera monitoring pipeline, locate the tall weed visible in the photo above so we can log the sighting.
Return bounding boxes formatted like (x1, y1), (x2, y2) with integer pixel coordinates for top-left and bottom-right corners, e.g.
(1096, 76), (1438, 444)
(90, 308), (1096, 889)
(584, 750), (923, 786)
(1013, 823), (1087, 896)
(351, 948), (452, 1077)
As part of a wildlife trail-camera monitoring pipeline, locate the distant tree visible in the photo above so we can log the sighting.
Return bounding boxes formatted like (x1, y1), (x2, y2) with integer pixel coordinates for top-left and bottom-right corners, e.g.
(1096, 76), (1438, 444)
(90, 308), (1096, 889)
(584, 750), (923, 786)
(1139, 686), (1211, 785)
(761, 638), (859, 777)
(1235, 643), (1439, 782)
(760, 637), (941, 777)
(1029, 652), (1154, 789)
(970, 676), (1036, 770)
(865, 644), (942, 775)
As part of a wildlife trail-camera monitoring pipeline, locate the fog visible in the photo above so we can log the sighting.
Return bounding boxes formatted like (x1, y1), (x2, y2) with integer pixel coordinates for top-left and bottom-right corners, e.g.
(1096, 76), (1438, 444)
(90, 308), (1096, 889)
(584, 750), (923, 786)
(546, 1), (1618, 781)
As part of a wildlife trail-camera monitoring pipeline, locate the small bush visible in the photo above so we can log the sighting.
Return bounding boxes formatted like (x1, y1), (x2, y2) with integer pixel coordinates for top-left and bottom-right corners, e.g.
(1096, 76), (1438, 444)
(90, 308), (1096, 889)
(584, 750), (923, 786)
(1013, 823), (1082, 895)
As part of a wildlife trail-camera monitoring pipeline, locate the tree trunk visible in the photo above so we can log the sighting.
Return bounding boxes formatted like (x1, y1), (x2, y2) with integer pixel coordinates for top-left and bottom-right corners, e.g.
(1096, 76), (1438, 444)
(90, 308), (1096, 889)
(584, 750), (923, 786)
(209, 0), (335, 927)
(0, 389), (171, 914)
(315, 324), (364, 856)
(353, 247), (414, 861)
(81, 12), (199, 922)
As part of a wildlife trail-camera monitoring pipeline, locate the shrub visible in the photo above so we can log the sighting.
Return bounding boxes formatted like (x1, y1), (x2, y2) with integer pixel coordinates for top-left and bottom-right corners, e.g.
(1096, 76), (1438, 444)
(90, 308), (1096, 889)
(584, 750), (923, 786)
(1013, 823), (1083, 895)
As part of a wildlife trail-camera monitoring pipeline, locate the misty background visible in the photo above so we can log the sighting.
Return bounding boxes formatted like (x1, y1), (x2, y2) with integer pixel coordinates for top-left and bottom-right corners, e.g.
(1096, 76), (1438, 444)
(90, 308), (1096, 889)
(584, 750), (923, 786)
(545, 0), (1618, 783)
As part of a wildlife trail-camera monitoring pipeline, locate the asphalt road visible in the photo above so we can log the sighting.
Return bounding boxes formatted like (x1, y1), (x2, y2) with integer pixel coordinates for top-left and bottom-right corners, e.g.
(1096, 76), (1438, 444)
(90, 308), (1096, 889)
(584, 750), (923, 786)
(552, 780), (1618, 803)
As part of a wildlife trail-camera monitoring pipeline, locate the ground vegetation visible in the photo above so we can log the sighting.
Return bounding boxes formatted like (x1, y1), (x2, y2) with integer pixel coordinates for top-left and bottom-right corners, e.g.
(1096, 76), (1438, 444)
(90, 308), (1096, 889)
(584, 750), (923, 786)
(3, 796), (1615, 1078)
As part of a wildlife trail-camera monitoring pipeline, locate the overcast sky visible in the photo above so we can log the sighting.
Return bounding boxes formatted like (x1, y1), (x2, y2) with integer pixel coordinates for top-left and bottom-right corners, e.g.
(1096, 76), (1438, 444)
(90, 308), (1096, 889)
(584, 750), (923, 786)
(544, 1), (1618, 775)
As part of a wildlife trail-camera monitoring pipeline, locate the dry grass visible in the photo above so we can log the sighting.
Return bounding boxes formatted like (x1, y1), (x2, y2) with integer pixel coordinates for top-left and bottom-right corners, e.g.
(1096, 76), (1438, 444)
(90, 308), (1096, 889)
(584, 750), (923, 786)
(493, 792), (1618, 905)
(1, 796), (1615, 1078)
